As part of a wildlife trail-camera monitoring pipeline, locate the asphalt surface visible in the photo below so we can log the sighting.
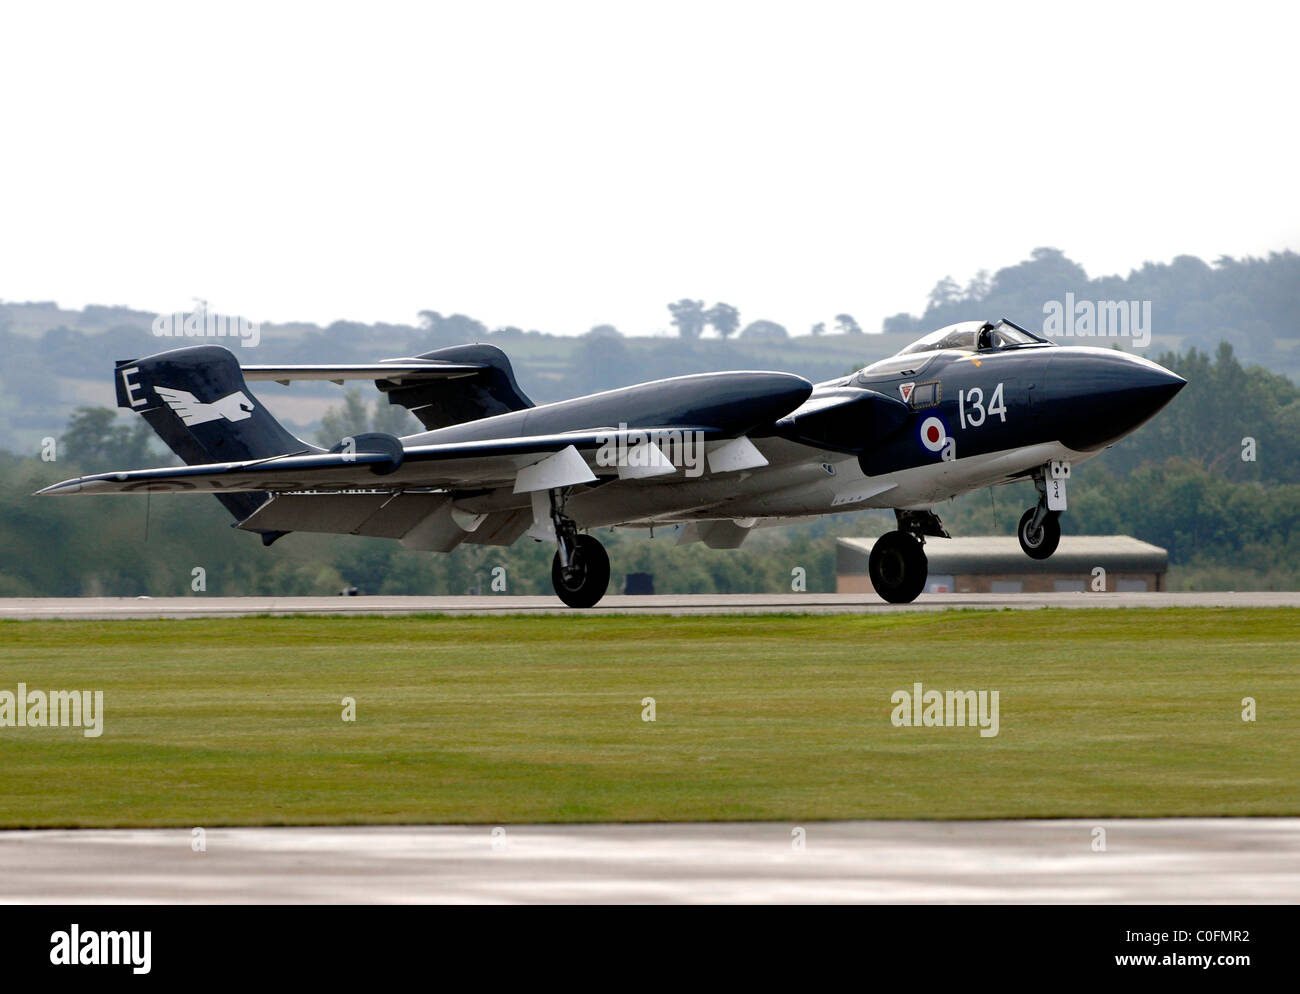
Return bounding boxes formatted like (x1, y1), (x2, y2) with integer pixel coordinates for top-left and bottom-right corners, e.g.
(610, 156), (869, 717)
(1, 819), (1296, 903)
(1, 591), (1297, 619)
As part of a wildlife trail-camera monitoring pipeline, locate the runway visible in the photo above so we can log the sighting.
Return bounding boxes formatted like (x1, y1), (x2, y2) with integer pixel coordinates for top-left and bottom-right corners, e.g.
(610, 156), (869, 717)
(1, 819), (1296, 903)
(1, 590), (1297, 619)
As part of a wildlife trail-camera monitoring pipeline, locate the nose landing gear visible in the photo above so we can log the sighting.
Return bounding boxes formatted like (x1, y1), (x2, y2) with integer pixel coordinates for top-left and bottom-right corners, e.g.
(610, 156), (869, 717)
(1017, 461), (1068, 560)
(1017, 505), (1061, 559)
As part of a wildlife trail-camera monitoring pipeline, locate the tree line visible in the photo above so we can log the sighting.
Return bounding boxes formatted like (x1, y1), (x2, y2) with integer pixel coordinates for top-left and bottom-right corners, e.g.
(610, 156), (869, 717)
(1, 337), (1293, 597)
(3, 246), (1297, 456)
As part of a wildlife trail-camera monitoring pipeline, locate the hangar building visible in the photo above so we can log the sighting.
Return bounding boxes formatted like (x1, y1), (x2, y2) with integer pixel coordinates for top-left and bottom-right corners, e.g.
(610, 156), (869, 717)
(836, 535), (1169, 595)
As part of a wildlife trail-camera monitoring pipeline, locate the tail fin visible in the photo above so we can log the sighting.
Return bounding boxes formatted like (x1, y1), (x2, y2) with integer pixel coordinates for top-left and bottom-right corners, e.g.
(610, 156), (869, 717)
(115, 344), (316, 542)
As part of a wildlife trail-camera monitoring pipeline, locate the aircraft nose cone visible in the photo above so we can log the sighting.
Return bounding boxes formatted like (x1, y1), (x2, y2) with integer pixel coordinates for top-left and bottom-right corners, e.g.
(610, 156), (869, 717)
(1117, 357), (1186, 405)
(1145, 364), (1186, 401)
(1046, 349), (1186, 451)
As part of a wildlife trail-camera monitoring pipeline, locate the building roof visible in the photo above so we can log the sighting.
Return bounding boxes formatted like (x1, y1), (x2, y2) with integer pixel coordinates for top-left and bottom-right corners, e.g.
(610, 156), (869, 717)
(836, 535), (1168, 575)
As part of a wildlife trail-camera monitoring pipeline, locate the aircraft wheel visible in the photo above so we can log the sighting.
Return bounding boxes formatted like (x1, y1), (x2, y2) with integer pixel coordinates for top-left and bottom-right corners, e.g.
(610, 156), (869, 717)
(1018, 508), (1061, 560)
(551, 534), (611, 608)
(869, 530), (928, 604)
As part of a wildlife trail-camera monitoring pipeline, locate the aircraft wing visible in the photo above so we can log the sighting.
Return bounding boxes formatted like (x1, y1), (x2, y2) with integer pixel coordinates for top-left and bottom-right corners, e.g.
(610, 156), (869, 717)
(34, 427), (717, 497)
(240, 359), (487, 385)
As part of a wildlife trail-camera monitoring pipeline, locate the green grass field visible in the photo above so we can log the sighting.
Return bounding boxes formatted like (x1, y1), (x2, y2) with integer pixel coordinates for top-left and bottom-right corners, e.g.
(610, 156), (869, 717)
(0, 609), (1296, 827)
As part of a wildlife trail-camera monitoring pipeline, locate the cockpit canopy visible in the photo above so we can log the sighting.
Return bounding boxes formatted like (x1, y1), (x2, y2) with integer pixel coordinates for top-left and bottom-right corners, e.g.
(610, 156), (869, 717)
(854, 318), (1049, 380)
(897, 319), (1048, 357)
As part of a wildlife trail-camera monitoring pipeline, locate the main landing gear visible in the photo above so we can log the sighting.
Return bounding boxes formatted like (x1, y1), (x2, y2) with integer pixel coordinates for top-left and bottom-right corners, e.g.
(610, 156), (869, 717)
(869, 461), (1071, 603)
(869, 509), (948, 604)
(1017, 461), (1069, 560)
(547, 490), (610, 608)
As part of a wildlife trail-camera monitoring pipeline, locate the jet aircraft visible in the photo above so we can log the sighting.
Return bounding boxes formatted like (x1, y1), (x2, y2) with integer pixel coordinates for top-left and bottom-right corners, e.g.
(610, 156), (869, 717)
(38, 319), (1186, 606)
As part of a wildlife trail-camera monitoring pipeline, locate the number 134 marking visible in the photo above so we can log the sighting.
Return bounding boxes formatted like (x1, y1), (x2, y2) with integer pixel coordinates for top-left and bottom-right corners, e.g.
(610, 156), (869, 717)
(958, 382), (1007, 429)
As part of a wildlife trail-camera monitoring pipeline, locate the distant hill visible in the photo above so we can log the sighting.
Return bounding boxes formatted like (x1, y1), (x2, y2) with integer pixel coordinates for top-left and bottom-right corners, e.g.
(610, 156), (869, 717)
(883, 247), (1300, 369)
(2, 246), (1295, 453)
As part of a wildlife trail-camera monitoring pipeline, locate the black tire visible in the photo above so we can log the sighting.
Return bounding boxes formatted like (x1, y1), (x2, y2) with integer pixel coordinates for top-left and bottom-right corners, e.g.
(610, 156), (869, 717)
(868, 530), (928, 604)
(1017, 508), (1061, 560)
(551, 534), (611, 608)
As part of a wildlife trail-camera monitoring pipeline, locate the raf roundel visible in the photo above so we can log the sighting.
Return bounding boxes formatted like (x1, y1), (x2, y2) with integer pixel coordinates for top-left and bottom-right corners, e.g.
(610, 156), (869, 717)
(919, 415), (948, 453)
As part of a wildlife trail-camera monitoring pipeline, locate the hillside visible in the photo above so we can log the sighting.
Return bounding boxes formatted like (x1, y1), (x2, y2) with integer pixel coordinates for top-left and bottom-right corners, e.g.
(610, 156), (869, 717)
(3, 247), (1295, 454)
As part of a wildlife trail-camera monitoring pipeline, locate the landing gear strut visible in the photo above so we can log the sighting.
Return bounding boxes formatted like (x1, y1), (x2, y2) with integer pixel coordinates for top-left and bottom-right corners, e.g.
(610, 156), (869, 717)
(547, 489), (610, 608)
(1017, 466), (1065, 560)
(869, 510), (943, 604)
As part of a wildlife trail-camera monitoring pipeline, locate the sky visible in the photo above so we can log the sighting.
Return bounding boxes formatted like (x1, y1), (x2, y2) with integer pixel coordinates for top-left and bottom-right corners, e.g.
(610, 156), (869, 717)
(1, 0), (1297, 336)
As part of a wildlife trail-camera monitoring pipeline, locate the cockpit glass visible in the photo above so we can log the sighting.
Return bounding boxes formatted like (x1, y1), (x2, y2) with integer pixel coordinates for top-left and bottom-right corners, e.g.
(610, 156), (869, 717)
(897, 320), (1046, 357)
(897, 324), (981, 356)
(985, 324), (1040, 348)
(858, 319), (1049, 380)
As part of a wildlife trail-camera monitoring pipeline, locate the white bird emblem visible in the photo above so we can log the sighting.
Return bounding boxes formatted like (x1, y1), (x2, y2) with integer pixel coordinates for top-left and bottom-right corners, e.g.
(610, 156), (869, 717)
(154, 387), (256, 426)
